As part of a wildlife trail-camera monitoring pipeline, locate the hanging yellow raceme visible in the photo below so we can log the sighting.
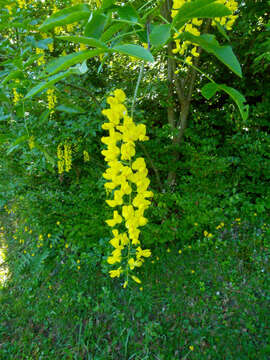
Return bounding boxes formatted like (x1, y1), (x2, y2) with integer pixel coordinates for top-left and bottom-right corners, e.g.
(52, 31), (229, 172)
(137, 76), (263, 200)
(57, 143), (72, 174)
(83, 150), (90, 162)
(47, 88), (57, 113)
(171, 0), (238, 70)
(101, 89), (153, 287)
(28, 136), (35, 150)
(12, 88), (22, 105)
(36, 47), (46, 66)
(17, 0), (26, 9)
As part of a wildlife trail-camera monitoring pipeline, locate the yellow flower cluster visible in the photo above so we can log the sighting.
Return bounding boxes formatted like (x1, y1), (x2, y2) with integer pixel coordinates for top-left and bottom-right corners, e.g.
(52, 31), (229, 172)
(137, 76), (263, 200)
(18, 0), (27, 9)
(6, 5), (13, 14)
(36, 48), (45, 66)
(83, 150), (90, 162)
(216, 222), (224, 230)
(28, 136), (35, 150)
(47, 88), (57, 112)
(171, 0), (238, 69)
(57, 143), (72, 174)
(101, 89), (153, 287)
(67, 23), (76, 32)
(12, 88), (22, 105)
(204, 230), (213, 238)
(48, 42), (54, 53)
(171, 0), (202, 65)
(213, 0), (238, 30)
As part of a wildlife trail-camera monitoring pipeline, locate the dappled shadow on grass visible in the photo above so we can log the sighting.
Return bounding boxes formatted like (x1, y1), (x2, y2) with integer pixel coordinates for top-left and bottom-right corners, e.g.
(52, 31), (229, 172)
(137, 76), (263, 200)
(0, 224), (269, 360)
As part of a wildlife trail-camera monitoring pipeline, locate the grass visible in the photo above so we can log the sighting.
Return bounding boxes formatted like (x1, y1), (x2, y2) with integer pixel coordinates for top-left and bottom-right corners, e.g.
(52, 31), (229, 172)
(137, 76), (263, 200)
(0, 219), (269, 359)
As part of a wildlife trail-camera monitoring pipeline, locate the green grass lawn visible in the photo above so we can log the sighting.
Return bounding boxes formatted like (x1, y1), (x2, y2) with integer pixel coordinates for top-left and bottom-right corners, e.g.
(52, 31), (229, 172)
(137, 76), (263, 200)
(0, 221), (269, 360)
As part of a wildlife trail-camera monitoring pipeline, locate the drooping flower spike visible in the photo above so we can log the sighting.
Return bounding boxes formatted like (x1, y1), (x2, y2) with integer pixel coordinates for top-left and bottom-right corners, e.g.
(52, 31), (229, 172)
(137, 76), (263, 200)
(101, 89), (153, 287)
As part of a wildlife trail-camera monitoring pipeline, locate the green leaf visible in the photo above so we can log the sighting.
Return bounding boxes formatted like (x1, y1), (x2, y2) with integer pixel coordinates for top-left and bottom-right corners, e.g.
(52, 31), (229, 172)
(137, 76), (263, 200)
(84, 13), (107, 39)
(0, 134), (9, 144)
(43, 49), (104, 77)
(25, 69), (80, 99)
(173, 0), (231, 29)
(39, 109), (51, 125)
(56, 104), (86, 114)
(201, 82), (249, 121)
(201, 82), (219, 99)
(35, 143), (55, 166)
(1, 70), (24, 85)
(150, 24), (171, 47)
(180, 33), (242, 77)
(7, 135), (28, 154)
(101, 22), (126, 42)
(116, 4), (139, 25)
(219, 84), (249, 121)
(57, 35), (107, 49)
(112, 44), (154, 62)
(215, 21), (230, 41)
(39, 4), (91, 32)
(0, 89), (9, 102)
(101, 0), (115, 11)
(36, 38), (53, 50)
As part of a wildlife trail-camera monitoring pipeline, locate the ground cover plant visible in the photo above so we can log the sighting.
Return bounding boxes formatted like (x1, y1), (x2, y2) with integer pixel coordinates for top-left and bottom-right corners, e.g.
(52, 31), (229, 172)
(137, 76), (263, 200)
(0, 0), (269, 359)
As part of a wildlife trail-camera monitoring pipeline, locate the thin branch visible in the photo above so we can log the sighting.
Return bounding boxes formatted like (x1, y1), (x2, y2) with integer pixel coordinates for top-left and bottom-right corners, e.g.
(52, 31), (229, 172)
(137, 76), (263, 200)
(138, 143), (163, 192)
(60, 81), (100, 107)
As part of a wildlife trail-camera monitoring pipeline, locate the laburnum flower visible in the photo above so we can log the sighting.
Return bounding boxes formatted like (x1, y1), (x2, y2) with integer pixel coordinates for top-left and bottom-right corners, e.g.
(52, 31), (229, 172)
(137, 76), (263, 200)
(106, 210), (123, 227)
(102, 89), (153, 287)
(109, 266), (122, 278)
(171, 0), (238, 69)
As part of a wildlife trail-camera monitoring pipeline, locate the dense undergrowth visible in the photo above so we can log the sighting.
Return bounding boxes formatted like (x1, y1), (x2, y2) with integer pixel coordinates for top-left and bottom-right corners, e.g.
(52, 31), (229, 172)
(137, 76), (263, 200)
(0, 212), (269, 359)
(1, 0), (270, 358)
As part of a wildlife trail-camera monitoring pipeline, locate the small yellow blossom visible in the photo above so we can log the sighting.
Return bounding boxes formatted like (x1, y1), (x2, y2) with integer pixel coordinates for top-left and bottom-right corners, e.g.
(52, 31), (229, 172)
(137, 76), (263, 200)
(48, 43), (54, 53)
(131, 275), (141, 284)
(12, 88), (22, 105)
(36, 48), (45, 66)
(18, 0), (27, 9)
(47, 88), (57, 113)
(189, 345), (194, 351)
(167, 248), (171, 253)
(178, 250), (182, 254)
(83, 150), (90, 162)
(109, 267), (122, 278)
